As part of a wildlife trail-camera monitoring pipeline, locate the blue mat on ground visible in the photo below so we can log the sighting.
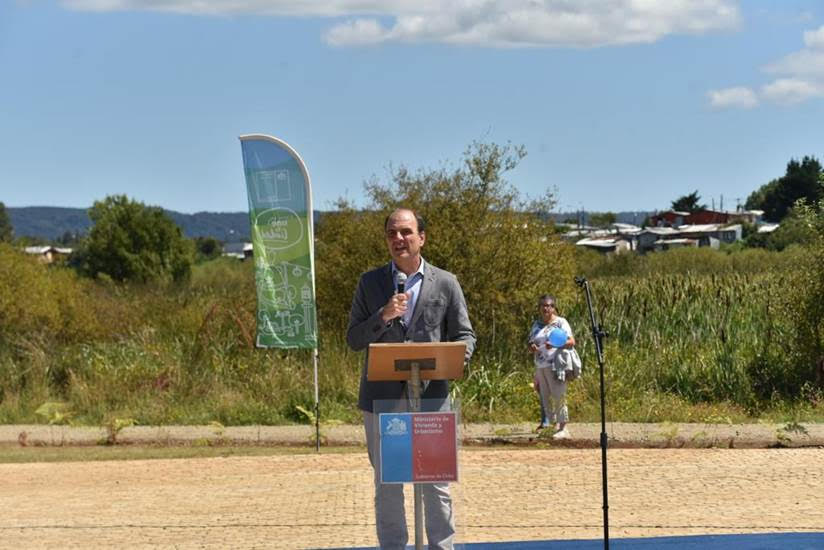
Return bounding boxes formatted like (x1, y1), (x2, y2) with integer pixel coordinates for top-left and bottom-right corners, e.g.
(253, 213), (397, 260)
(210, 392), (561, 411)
(455, 532), (824, 549)
(338, 532), (824, 549)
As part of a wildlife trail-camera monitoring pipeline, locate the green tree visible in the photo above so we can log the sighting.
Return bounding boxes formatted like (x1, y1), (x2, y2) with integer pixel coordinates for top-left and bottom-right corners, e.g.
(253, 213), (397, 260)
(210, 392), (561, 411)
(746, 156), (822, 222)
(56, 230), (82, 247)
(588, 211), (616, 228)
(76, 195), (194, 283)
(763, 215), (817, 251)
(670, 191), (706, 213)
(314, 200), (386, 336)
(316, 142), (576, 354)
(0, 202), (13, 243)
(744, 177), (779, 215)
(194, 236), (223, 262)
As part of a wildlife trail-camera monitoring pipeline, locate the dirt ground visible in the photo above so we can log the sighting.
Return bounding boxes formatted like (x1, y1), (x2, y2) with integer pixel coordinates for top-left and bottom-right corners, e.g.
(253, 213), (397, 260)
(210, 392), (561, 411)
(1, 446), (823, 549)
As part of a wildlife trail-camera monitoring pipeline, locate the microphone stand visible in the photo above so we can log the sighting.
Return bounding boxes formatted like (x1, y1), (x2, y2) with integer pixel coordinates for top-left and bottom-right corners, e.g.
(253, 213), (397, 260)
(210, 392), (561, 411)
(575, 276), (609, 550)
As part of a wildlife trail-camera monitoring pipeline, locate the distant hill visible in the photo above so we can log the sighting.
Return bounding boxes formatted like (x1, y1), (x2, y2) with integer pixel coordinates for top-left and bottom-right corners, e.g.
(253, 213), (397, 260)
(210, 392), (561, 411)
(550, 211), (655, 226)
(7, 206), (656, 243)
(8, 206), (253, 243)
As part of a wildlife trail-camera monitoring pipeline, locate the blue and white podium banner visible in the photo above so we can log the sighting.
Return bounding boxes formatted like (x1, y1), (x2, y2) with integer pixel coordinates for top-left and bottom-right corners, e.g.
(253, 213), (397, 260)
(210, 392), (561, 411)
(379, 411), (458, 484)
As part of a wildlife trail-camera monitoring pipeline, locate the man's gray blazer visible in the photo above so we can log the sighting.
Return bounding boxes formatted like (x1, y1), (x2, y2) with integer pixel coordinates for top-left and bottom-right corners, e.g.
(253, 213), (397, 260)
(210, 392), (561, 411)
(347, 261), (476, 412)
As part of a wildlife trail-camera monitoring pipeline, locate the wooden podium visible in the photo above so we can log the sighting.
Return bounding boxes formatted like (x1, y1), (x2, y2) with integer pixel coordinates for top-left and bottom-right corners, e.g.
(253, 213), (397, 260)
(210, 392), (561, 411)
(368, 341), (466, 550)
(367, 341), (466, 382)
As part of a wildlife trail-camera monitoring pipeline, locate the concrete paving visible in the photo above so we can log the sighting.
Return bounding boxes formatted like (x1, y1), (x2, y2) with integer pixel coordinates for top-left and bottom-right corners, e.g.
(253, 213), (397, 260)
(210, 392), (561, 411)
(2, 421), (824, 448)
(2, 422), (824, 549)
(2, 444), (823, 548)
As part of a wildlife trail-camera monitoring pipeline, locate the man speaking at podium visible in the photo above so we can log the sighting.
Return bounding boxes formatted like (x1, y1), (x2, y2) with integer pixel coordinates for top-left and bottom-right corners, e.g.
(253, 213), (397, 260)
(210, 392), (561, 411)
(347, 208), (476, 550)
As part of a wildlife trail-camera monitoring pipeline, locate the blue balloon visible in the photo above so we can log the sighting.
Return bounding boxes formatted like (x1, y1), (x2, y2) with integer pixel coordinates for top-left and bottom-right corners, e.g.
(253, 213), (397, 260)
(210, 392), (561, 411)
(548, 327), (568, 348)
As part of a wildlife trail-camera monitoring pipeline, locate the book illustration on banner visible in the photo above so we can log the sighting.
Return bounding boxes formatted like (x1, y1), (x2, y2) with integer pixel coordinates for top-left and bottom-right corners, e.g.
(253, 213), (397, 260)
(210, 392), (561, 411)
(252, 168), (292, 203)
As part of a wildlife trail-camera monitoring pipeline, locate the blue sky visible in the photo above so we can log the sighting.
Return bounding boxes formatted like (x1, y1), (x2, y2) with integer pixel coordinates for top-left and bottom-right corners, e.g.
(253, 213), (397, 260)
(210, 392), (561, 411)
(2, 1), (823, 214)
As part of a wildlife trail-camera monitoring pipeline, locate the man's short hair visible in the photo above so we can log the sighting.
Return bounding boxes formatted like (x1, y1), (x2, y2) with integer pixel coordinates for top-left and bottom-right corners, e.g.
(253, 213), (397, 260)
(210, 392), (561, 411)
(384, 209), (426, 234)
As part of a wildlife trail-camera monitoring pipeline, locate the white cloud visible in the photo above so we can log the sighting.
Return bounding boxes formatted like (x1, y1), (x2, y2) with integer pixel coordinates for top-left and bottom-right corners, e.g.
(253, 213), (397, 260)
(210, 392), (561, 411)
(709, 23), (824, 108)
(803, 24), (824, 49)
(761, 78), (824, 105)
(325, 18), (389, 46)
(707, 87), (758, 109)
(765, 46), (824, 78)
(60, 0), (741, 48)
(326, 1), (743, 48)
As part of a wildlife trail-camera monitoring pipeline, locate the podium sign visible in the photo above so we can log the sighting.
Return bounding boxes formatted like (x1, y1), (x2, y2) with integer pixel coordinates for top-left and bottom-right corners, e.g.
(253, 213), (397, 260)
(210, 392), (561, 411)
(379, 411), (458, 484)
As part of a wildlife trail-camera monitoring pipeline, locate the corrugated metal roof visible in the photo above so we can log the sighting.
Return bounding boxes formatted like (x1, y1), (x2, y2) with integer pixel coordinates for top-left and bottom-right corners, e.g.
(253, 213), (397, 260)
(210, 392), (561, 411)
(612, 223), (641, 232)
(23, 246), (72, 256)
(677, 224), (741, 233)
(656, 238), (697, 245)
(24, 246), (52, 254)
(641, 227), (680, 235)
(576, 238), (618, 248)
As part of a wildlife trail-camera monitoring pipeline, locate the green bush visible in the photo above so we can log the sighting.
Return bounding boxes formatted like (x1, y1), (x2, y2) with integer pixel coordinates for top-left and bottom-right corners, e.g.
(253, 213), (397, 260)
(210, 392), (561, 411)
(75, 195), (194, 283)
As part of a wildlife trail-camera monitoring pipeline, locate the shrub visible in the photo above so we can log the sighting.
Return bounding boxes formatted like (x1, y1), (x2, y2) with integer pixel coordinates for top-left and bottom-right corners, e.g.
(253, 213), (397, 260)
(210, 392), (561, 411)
(75, 195), (194, 283)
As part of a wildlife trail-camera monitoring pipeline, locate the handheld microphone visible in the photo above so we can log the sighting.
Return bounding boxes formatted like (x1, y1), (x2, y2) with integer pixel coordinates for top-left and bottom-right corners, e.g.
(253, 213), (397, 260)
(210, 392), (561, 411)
(395, 272), (408, 329)
(396, 272), (407, 295)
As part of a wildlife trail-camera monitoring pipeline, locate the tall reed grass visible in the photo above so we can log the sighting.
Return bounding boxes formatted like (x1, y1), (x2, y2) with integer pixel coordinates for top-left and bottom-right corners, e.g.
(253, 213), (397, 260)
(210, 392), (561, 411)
(0, 245), (821, 426)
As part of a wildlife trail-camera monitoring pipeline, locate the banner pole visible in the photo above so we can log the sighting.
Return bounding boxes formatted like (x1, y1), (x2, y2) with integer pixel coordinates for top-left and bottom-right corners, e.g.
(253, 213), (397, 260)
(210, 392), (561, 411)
(314, 349), (320, 452)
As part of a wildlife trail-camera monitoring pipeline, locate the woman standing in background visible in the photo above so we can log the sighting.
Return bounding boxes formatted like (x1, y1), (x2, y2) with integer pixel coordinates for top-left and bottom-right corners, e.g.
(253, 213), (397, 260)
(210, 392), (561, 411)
(528, 294), (576, 439)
